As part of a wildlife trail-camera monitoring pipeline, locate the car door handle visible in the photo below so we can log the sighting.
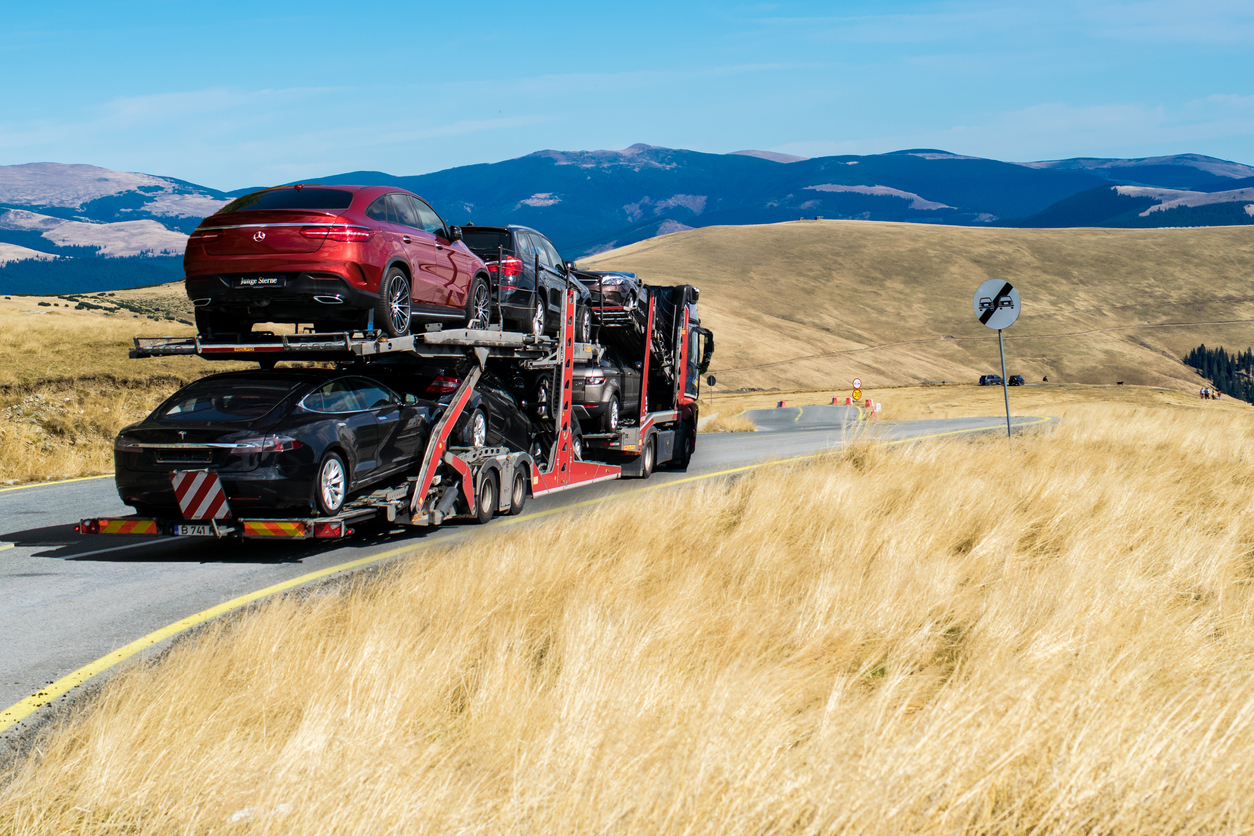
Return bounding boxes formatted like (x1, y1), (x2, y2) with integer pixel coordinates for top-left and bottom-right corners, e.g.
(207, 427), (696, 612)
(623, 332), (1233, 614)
(403, 236), (412, 243)
(435, 243), (445, 250)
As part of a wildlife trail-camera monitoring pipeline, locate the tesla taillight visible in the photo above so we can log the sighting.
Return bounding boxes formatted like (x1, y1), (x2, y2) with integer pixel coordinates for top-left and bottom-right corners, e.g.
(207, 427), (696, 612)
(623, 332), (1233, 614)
(485, 257), (524, 278)
(425, 375), (462, 395)
(300, 225), (373, 243)
(234, 435), (304, 452)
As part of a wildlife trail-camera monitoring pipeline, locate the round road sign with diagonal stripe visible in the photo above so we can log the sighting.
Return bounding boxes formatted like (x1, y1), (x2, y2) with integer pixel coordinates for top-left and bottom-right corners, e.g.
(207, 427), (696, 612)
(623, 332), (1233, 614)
(974, 279), (1020, 330)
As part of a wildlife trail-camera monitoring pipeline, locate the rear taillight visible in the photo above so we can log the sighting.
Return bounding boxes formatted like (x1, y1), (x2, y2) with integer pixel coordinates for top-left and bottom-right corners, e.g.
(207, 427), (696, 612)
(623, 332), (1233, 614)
(425, 375), (462, 395)
(484, 257), (523, 278)
(314, 521), (350, 538)
(77, 519), (100, 534)
(234, 435), (304, 452)
(583, 375), (606, 385)
(189, 230), (222, 242)
(300, 225), (373, 243)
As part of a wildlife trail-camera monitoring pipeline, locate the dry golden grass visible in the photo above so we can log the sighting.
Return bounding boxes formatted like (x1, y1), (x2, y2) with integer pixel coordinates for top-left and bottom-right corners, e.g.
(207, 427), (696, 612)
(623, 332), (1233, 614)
(697, 411), (757, 432)
(0, 289), (254, 483)
(6, 403), (1254, 834)
(584, 221), (1254, 394)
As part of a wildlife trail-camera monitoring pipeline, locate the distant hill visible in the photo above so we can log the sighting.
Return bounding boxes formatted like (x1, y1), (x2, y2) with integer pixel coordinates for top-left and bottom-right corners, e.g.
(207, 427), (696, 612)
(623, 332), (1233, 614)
(5, 148), (1254, 294)
(581, 220), (1254, 394)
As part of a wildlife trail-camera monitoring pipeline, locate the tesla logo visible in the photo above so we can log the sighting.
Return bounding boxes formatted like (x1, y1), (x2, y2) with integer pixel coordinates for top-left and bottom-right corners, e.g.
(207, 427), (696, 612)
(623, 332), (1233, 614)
(178, 431), (187, 440)
(253, 231), (266, 242)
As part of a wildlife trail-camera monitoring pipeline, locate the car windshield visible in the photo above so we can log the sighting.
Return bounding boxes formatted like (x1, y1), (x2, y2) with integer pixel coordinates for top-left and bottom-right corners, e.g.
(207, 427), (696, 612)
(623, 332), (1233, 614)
(218, 188), (354, 214)
(461, 229), (512, 259)
(152, 377), (300, 424)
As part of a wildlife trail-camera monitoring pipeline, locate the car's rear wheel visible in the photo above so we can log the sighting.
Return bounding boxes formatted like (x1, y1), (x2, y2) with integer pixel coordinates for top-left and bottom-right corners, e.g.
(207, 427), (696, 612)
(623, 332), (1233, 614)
(578, 307), (592, 342)
(528, 298), (546, 337)
(532, 376), (551, 420)
(475, 470), (498, 524)
(602, 394), (620, 432)
(507, 471), (527, 516)
(465, 275), (491, 330)
(462, 408), (488, 449)
(376, 267), (412, 337)
(314, 452), (347, 516)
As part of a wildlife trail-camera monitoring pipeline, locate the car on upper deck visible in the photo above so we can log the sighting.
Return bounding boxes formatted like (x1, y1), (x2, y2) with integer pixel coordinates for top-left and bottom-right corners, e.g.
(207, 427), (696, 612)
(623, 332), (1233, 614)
(459, 224), (592, 341)
(184, 185), (492, 341)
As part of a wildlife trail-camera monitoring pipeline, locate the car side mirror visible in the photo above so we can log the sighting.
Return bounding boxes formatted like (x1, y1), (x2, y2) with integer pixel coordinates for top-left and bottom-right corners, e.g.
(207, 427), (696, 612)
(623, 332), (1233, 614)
(404, 393), (418, 405)
(565, 260), (577, 271)
(447, 226), (463, 242)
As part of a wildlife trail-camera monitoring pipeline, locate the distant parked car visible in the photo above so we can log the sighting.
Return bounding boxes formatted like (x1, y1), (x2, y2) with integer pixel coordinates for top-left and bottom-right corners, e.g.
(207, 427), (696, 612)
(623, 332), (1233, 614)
(1008, 375), (1025, 386)
(113, 369), (434, 517)
(460, 224), (592, 340)
(184, 185), (492, 340)
(573, 347), (643, 432)
(978, 374), (1003, 386)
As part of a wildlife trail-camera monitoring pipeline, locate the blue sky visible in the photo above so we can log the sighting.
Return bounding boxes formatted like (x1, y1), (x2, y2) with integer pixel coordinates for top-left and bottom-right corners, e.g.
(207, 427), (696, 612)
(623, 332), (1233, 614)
(2, 0), (1252, 190)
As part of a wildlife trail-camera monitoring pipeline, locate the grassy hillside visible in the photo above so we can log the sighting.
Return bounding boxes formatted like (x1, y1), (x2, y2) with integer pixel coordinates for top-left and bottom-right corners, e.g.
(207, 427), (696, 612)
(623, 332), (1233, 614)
(583, 221), (1254, 393)
(8, 404), (1254, 833)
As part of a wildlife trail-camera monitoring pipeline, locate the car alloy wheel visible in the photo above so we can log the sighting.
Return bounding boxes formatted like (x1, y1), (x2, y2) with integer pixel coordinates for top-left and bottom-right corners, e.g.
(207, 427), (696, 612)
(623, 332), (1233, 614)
(604, 395), (620, 432)
(377, 268), (411, 337)
(316, 453), (347, 515)
(531, 299), (546, 337)
(466, 277), (491, 330)
(470, 410), (487, 448)
(579, 308), (591, 342)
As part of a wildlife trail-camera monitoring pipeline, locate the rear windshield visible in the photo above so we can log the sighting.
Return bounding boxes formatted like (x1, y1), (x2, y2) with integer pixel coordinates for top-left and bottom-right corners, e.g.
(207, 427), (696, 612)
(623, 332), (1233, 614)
(218, 188), (354, 214)
(461, 229), (512, 259)
(152, 377), (302, 424)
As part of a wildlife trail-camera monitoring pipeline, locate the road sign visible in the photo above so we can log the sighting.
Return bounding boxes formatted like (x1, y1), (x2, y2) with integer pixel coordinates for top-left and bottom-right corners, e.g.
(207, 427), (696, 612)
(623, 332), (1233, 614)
(974, 279), (1020, 330)
(852, 378), (861, 389)
(852, 388), (862, 400)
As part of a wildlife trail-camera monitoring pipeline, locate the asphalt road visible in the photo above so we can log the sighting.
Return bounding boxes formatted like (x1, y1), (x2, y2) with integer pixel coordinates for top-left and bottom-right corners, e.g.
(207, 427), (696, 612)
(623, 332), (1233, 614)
(0, 408), (1050, 740)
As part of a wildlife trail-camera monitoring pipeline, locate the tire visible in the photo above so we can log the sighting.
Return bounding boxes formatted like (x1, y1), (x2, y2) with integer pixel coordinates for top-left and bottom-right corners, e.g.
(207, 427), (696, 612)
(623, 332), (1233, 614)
(530, 438), (548, 470)
(578, 307), (592, 342)
(507, 471), (527, 516)
(602, 394), (620, 432)
(528, 298), (546, 337)
(639, 435), (656, 479)
(462, 408), (488, 449)
(475, 469), (498, 524)
(314, 452), (347, 516)
(671, 424), (694, 470)
(376, 267), (412, 337)
(465, 275), (491, 331)
(533, 376), (551, 420)
(571, 424), (583, 460)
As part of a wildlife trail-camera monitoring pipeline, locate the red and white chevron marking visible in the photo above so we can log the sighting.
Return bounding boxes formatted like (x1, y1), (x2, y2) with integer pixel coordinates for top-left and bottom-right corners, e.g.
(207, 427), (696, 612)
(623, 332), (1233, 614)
(170, 471), (231, 520)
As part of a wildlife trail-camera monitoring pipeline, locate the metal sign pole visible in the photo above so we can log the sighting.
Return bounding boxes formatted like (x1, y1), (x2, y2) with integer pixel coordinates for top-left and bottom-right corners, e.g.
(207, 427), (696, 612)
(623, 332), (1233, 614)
(999, 329), (1012, 451)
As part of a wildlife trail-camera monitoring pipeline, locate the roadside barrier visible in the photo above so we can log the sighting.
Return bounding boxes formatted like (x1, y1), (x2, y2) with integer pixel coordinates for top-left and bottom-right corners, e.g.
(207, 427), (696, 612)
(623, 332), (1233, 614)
(777, 400), (787, 407)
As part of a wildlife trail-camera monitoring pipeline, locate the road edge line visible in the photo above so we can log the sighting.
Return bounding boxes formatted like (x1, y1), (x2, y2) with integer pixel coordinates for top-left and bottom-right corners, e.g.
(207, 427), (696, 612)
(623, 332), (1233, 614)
(0, 474), (112, 494)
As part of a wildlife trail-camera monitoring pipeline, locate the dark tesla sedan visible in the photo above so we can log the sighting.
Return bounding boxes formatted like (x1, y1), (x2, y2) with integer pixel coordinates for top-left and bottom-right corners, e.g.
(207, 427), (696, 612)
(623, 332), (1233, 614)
(114, 370), (433, 518)
(184, 185), (492, 340)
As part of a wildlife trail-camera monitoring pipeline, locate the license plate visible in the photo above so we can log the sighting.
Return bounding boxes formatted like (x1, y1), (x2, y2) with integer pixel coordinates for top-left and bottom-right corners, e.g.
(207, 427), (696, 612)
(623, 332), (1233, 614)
(236, 276), (285, 288)
(174, 524), (214, 536)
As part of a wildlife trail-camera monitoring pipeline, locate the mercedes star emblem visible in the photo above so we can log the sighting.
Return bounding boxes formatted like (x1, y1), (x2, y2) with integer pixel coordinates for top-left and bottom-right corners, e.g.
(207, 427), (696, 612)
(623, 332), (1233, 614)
(253, 230), (266, 242)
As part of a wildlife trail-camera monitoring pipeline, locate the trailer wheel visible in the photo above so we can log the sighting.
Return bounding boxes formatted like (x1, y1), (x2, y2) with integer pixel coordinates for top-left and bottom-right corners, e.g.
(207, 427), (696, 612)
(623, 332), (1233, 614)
(507, 471), (527, 516)
(639, 435), (656, 479)
(475, 470), (498, 524)
(377, 267), (412, 337)
(315, 452), (347, 515)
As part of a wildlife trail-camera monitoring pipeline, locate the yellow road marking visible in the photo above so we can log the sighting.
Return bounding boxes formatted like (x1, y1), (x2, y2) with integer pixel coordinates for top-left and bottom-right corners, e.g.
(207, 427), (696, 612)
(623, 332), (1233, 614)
(0, 543), (13, 552)
(794, 407), (803, 423)
(0, 415), (1053, 734)
(0, 474), (111, 493)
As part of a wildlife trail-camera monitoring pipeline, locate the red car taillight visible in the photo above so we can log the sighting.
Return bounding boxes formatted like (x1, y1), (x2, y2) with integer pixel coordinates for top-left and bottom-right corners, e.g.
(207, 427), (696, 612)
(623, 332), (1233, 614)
(299, 224), (373, 243)
(425, 375), (462, 395)
(234, 435), (304, 453)
(189, 230), (222, 242)
(485, 257), (523, 278)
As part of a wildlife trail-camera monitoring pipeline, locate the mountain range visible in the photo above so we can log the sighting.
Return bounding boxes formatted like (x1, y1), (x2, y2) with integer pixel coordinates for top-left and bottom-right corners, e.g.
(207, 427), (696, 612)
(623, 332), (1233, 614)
(2, 148), (1253, 294)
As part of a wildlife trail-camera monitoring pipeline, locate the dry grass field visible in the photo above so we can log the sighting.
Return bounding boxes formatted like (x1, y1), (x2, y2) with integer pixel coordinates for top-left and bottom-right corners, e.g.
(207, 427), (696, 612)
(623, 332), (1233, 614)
(584, 221), (1254, 393)
(5, 402), (1254, 834)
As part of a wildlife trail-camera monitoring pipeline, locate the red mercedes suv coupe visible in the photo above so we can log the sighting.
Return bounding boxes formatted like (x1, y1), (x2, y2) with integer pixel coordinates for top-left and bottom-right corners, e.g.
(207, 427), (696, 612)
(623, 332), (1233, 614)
(184, 185), (492, 339)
